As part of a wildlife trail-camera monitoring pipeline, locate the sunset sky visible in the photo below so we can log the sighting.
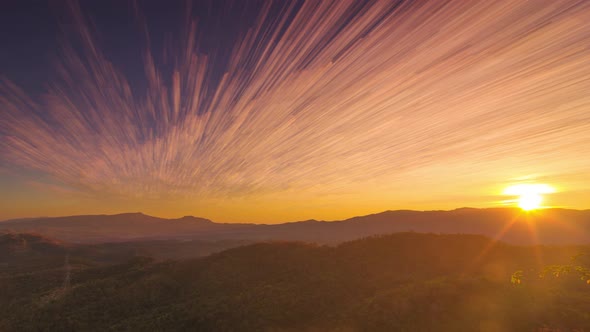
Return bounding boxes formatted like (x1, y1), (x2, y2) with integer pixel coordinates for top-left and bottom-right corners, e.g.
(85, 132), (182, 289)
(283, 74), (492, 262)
(1, 0), (589, 223)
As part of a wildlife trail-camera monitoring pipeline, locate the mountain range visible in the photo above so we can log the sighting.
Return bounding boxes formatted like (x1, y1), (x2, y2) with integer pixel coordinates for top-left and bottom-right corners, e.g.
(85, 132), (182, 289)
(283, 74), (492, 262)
(2, 208), (589, 245)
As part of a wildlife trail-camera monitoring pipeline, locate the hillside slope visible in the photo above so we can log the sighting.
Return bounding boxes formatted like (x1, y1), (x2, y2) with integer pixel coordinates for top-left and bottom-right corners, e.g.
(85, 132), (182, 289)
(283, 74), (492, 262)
(1, 233), (589, 331)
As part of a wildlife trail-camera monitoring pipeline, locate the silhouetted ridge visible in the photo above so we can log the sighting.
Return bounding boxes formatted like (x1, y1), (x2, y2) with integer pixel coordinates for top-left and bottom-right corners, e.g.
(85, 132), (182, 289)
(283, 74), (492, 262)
(1, 208), (589, 244)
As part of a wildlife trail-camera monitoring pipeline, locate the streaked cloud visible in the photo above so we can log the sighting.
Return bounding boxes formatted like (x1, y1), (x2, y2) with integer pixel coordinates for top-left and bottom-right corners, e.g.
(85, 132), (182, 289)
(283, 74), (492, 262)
(1, 0), (589, 220)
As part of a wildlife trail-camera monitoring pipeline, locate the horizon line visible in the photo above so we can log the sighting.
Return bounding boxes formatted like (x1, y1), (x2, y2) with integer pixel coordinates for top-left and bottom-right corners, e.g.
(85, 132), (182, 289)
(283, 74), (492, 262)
(3, 206), (588, 225)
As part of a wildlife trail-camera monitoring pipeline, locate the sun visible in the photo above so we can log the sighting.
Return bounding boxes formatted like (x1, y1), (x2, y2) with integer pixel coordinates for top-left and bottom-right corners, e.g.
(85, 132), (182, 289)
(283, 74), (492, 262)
(503, 184), (555, 211)
(517, 193), (543, 211)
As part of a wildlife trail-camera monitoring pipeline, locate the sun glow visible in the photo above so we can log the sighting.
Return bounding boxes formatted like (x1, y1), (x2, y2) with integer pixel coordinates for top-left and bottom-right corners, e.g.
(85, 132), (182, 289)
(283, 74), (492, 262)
(503, 184), (555, 211)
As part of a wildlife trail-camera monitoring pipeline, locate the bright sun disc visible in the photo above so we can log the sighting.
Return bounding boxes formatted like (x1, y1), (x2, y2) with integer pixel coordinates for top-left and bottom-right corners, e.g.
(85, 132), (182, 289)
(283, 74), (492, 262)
(503, 184), (555, 211)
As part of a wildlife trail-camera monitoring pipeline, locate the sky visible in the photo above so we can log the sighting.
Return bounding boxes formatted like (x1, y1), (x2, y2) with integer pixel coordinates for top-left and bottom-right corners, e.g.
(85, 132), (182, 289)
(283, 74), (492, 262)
(1, 0), (589, 223)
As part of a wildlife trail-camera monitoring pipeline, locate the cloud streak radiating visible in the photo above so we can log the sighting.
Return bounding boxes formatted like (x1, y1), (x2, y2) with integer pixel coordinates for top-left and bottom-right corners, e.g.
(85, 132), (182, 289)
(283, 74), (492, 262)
(1, 0), (589, 219)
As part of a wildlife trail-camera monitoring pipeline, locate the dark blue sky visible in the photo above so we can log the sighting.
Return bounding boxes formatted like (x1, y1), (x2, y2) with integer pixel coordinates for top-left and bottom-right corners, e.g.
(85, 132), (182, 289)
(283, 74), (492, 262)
(0, 0), (286, 96)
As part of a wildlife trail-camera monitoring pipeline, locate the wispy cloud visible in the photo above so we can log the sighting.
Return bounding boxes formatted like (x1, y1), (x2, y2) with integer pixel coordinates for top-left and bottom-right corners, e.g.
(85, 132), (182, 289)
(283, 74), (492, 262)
(1, 0), (589, 210)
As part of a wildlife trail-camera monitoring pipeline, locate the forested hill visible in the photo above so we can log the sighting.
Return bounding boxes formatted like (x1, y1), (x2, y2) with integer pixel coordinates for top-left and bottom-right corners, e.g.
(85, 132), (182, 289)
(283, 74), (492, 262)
(1, 208), (590, 245)
(2, 232), (590, 331)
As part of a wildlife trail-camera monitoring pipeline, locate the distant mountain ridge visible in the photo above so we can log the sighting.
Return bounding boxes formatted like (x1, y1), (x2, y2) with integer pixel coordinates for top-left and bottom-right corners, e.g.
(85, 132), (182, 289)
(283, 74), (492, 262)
(1, 208), (590, 245)
(0, 212), (219, 243)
